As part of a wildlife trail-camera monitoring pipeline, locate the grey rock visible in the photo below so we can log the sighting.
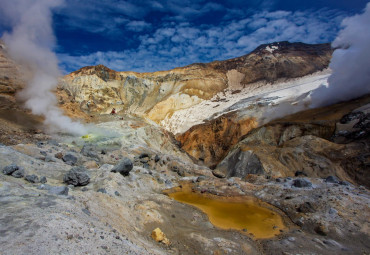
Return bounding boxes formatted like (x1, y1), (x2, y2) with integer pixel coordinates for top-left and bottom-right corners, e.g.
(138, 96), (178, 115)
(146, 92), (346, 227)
(81, 187), (88, 192)
(97, 188), (107, 194)
(82, 208), (91, 216)
(62, 153), (78, 165)
(25, 174), (39, 183)
(45, 155), (57, 162)
(2, 164), (19, 175)
(40, 176), (47, 183)
(329, 208), (338, 215)
(12, 168), (25, 178)
(325, 176), (339, 184)
(40, 151), (47, 156)
(37, 184), (69, 196)
(292, 178), (312, 188)
(63, 166), (90, 186)
(287, 237), (296, 242)
(49, 186), (69, 196)
(81, 144), (99, 160)
(111, 157), (133, 176)
(114, 191), (121, 196)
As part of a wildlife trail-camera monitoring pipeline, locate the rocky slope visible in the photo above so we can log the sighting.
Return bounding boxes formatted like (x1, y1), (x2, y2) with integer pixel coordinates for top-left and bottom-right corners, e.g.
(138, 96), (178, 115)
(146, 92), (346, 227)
(213, 96), (370, 188)
(60, 41), (332, 131)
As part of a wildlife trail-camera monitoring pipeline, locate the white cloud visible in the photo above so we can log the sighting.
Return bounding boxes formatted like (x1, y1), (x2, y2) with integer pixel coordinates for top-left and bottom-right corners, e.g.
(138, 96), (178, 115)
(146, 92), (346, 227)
(126, 20), (152, 32)
(59, 8), (346, 73)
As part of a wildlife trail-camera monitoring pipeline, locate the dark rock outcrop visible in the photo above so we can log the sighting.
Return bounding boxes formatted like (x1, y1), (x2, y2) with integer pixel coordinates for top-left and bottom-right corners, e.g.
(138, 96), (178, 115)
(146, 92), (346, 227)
(214, 148), (265, 179)
(25, 174), (39, 183)
(62, 153), (78, 165)
(111, 157), (133, 176)
(292, 178), (312, 188)
(63, 166), (90, 186)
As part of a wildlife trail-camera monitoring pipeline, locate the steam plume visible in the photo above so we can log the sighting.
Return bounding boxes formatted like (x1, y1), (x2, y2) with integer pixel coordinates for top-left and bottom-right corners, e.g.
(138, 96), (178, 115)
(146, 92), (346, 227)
(310, 3), (370, 107)
(0, 0), (86, 135)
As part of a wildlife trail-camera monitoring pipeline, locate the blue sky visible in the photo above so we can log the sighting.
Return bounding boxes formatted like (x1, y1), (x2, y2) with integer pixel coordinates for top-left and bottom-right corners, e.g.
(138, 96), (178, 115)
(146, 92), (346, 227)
(1, 0), (369, 73)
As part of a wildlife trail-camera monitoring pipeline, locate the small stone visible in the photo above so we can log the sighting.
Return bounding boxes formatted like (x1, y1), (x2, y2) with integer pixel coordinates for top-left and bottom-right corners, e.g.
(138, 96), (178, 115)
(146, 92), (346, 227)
(40, 151), (47, 156)
(82, 208), (91, 216)
(55, 152), (63, 159)
(12, 168), (25, 178)
(62, 153), (78, 165)
(325, 176), (339, 184)
(67, 234), (73, 240)
(63, 166), (90, 186)
(101, 246), (108, 250)
(49, 186), (69, 196)
(2, 164), (19, 175)
(292, 178), (312, 188)
(287, 237), (295, 242)
(111, 157), (133, 176)
(81, 187), (88, 192)
(101, 149), (107, 155)
(25, 174), (39, 183)
(97, 188), (107, 194)
(151, 228), (170, 246)
(40, 176), (47, 183)
(275, 178), (283, 183)
(89, 228), (94, 233)
(154, 155), (160, 163)
(114, 191), (121, 196)
(329, 208), (338, 215)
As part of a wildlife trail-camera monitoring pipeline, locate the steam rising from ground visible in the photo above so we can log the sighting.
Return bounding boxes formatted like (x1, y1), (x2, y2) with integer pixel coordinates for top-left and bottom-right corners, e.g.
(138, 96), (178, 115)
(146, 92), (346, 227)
(0, 0), (86, 135)
(310, 3), (370, 107)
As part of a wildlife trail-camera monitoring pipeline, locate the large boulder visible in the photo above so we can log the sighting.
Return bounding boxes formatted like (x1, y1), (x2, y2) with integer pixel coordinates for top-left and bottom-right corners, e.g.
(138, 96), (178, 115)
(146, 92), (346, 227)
(63, 166), (90, 186)
(111, 157), (133, 176)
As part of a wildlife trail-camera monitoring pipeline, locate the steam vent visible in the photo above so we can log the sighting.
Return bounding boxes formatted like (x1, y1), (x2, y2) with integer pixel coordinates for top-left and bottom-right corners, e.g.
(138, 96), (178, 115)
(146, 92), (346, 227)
(0, 1), (370, 254)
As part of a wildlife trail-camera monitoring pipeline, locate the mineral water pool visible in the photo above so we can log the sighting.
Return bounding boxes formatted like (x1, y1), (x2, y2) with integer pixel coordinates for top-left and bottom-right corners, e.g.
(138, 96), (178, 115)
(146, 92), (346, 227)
(168, 186), (286, 239)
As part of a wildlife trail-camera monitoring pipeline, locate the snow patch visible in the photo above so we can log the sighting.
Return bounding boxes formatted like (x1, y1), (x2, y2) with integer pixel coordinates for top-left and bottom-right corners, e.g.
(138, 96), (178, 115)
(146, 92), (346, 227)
(160, 69), (331, 135)
(265, 45), (279, 53)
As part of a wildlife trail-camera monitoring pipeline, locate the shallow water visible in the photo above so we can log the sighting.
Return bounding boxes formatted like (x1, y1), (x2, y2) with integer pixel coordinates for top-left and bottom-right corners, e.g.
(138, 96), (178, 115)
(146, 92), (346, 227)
(169, 187), (285, 239)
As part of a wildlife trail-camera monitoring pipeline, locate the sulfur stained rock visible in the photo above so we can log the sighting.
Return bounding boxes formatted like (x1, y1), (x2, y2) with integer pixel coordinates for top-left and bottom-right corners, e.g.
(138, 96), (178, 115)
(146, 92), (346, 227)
(151, 228), (170, 246)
